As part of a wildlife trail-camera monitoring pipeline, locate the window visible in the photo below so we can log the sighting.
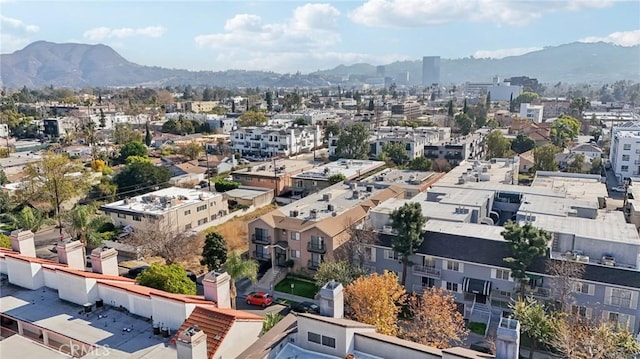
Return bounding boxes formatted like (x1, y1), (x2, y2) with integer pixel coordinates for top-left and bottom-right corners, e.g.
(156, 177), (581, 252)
(184, 210), (191, 215)
(622, 165), (629, 172)
(623, 144), (631, 150)
(184, 224), (192, 230)
(622, 154), (630, 161)
(384, 250), (399, 260)
(132, 215), (142, 222)
(571, 305), (591, 319)
(609, 288), (633, 308)
(606, 311), (632, 330)
(574, 282), (595, 295)
(446, 282), (459, 293)
(308, 332), (321, 344)
(291, 232), (300, 241)
(421, 277), (435, 288)
(446, 260), (462, 272)
(364, 247), (376, 262)
(197, 205), (207, 212)
(494, 269), (510, 280)
(117, 213), (126, 219)
(321, 336), (336, 348)
(289, 250), (300, 259)
(197, 218), (208, 226)
(210, 202), (216, 207)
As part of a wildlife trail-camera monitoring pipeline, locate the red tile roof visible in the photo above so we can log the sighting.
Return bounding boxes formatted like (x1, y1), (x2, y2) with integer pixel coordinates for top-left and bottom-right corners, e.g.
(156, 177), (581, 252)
(56, 267), (136, 282)
(170, 306), (262, 359)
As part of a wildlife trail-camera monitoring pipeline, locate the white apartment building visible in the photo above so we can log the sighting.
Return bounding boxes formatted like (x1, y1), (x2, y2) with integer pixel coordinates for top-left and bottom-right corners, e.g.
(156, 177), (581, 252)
(519, 103), (544, 123)
(610, 121), (640, 181)
(0, 123), (8, 138)
(231, 125), (322, 158)
(100, 187), (228, 232)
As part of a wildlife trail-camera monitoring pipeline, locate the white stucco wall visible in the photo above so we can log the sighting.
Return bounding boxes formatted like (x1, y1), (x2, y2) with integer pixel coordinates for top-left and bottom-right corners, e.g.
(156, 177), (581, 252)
(215, 320), (262, 359)
(296, 317), (350, 357)
(43, 267), (58, 290)
(56, 271), (98, 305)
(6, 257), (44, 290)
(0, 257), (7, 275)
(130, 292), (152, 318)
(151, 295), (195, 330)
(354, 334), (441, 359)
(98, 283), (131, 310)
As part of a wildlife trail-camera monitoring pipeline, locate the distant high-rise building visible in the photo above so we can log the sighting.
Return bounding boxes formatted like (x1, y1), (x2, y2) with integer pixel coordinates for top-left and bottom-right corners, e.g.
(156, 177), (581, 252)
(376, 65), (386, 77)
(422, 56), (440, 86)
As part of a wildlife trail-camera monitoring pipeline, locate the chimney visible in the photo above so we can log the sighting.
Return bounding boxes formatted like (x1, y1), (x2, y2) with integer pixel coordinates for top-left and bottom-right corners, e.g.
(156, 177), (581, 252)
(176, 325), (208, 359)
(495, 317), (521, 359)
(90, 247), (119, 276)
(319, 280), (344, 318)
(10, 230), (36, 257)
(203, 271), (231, 308)
(57, 239), (86, 270)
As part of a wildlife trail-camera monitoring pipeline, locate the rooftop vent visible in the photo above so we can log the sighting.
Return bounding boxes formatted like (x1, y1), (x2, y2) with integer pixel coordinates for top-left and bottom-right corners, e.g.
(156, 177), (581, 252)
(327, 204), (335, 212)
(323, 193), (332, 201)
(309, 209), (318, 219)
(289, 210), (299, 217)
(601, 255), (616, 266)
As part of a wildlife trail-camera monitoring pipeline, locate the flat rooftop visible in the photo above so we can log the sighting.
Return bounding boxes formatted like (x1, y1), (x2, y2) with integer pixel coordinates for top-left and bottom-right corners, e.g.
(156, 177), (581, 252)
(436, 159), (518, 187)
(371, 198), (470, 223)
(0, 335), (70, 359)
(361, 168), (438, 188)
(1, 285), (176, 359)
(423, 187), (495, 207)
(101, 186), (222, 215)
(526, 211), (640, 244)
(291, 159), (385, 181)
(223, 186), (273, 200)
(232, 159), (317, 177)
(532, 172), (608, 199)
(425, 219), (507, 242)
(519, 194), (599, 217)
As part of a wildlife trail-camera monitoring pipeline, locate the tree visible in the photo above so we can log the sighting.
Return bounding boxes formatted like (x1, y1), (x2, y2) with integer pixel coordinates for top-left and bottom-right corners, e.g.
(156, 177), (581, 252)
(19, 153), (90, 235)
(238, 110), (268, 127)
(432, 158), (451, 172)
(501, 222), (551, 296)
(99, 109), (107, 128)
(344, 271), (406, 335)
(390, 202), (426, 286)
(511, 134), (536, 154)
(336, 123), (370, 159)
(179, 141), (203, 161)
(591, 128), (602, 143)
(136, 263), (196, 295)
(314, 260), (365, 288)
(113, 123), (142, 144)
(119, 141), (148, 162)
(454, 113), (473, 135)
(485, 91), (491, 109)
(65, 205), (111, 247)
(333, 221), (378, 269)
(144, 122), (152, 147)
(0, 168), (7, 185)
(486, 130), (512, 159)
(0, 234), (11, 249)
(567, 154), (586, 173)
(550, 115), (580, 149)
(324, 122), (341, 144)
(381, 142), (409, 166)
(162, 118), (179, 133)
(125, 224), (196, 264)
(511, 297), (558, 359)
(546, 259), (585, 312)
(200, 232), (227, 271)
(114, 161), (171, 196)
(407, 157), (432, 171)
(401, 287), (468, 349)
(513, 92), (540, 110)
(533, 144), (560, 171)
(293, 117), (307, 126)
(214, 179), (240, 192)
(224, 251), (258, 309)
(328, 173), (346, 184)
(262, 312), (283, 335)
(368, 98), (374, 111)
(265, 91), (273, 112)
(6, 207), (45, 233)
(447, 100), (454, 117)
(590, 157), (603, 174)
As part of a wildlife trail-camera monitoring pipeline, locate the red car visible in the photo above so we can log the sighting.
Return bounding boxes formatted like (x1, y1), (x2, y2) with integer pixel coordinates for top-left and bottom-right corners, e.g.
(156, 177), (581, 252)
(246, 291), (273, 307)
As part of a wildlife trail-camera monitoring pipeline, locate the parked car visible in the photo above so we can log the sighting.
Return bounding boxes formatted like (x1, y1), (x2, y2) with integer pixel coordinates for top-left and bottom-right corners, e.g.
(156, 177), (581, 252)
(186, 270), (198, 283)
(127, 265), (150, 278)
(611, 186), (627, 193)
(246, 291), (273, 307)
(291, 301), (320, 314)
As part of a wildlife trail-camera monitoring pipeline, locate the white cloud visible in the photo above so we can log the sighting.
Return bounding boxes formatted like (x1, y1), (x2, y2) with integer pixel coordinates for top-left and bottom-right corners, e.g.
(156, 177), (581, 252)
(349, 0), (612, 27)
(0, 15), (39, 33)
(195, 3), (341, 52)
(0, 33), (30, 53)
(473, 46), (543, 59)
(580, 29), (640, 46)
(83, 26), (166, 41)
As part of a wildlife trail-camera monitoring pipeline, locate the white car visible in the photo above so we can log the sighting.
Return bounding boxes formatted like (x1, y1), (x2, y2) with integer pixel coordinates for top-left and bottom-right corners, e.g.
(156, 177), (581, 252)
(611, 186), (627, 193)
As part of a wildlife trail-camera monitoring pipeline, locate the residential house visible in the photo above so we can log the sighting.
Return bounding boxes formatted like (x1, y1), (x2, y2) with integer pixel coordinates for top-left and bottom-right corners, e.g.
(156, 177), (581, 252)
(169, 161), (207, 185)
(361, 168), (444, 199)
(519, 103), (544, 123)
(570, 143), (603, 161)
(518, 150), (535, 173)
(231, 125), (322, 158)
(290, 159), (386, 198)
(231, 159), (317, 196)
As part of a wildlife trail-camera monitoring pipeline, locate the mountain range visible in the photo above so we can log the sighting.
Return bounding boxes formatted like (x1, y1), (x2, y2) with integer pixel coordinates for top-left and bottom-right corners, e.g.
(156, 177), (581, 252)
(1, 41), (638, 89)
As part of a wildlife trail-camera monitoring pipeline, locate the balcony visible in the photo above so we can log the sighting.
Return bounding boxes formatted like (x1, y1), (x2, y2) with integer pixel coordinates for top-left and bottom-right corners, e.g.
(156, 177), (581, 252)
(307, 241), (326, 254)
(252, 251), (271, 262)
(412, 265), (441, 278)
(445, 153), (463, 159)
(251, 234), (271, 245)
(521, 285), (551, 299)
(307, 260), (321, 270)
(425, 152), (439, 158)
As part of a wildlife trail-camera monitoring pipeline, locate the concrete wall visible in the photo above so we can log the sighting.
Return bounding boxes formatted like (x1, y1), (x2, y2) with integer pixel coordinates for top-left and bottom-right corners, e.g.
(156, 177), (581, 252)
(296, 316), (350, 357)
(6, 257), (44, 290)
(215, 320), (262, 359)
(56, 271), (98, 305)
(43, 267), (58, 290)
(151, 295), (196, 330)
(354, 334), (441, 359)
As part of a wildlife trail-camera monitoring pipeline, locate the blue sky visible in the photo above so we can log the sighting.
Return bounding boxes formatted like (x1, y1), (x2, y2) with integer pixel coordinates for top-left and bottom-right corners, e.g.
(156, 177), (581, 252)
(1, 0), (638, 73)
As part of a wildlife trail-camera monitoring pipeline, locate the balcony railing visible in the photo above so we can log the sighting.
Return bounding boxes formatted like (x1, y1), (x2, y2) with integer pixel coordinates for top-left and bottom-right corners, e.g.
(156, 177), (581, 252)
(362, 264), (377, 274)
(412, 265), (441, 278)
(307, 242), (326, 253)
(251, 234), (271, 244)
(252, 251), (271, 262)
(522, 286), (551, 299)
(307, 260), (321, 270)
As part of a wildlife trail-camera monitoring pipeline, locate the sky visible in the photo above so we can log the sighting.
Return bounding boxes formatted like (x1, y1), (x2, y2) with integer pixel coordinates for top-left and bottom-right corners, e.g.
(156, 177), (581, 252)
(1, 0), (639, 73)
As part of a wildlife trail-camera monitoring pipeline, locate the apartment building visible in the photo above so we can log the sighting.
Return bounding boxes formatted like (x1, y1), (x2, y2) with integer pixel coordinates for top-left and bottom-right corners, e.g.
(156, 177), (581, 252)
(424, 132), (486, 166)
(231, 159), (317, 196)
(231, 125), (322, 158)
(519, 103), (544, 123)
(100, 187), (228, 232)
(247, 182), (402, 273)
(290, 159), (385, 197)
(391, 101), (422, 120)
(610, 121), (640, 181)
(184, 101), (220, 113)
(361, 168), (444, 199)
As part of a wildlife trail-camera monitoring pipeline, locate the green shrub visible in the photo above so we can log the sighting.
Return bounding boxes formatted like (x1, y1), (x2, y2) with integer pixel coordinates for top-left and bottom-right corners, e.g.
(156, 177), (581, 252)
(214, 179), (240, 192)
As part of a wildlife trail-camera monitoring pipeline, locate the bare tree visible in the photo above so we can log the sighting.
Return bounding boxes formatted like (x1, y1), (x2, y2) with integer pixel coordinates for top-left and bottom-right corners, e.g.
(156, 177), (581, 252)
(333, 219), (378, 269)
(546, 259), (585, 312)
(123, 223), (198, 264)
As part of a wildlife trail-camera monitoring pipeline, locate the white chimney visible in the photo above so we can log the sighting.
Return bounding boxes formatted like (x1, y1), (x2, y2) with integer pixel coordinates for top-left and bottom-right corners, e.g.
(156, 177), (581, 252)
(495, 317), (521, 359)
(57, 240), (86, 270)
(319, 280), (344, 318)
(90, 247), (119, 276)
(10, 229), (36, 257)
(202, 271), (231, 308)
(176, 325), (208, 359)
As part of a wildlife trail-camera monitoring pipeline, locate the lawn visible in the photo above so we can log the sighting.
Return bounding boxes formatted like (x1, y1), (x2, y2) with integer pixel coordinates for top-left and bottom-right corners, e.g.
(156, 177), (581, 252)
(274, 276), (319, 299)
(467, 321), (487, 336)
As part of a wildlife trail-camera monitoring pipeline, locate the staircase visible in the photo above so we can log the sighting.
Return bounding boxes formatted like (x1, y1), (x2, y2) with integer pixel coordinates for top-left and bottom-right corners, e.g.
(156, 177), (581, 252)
(469, 302), (492, 336)
(254, 268), (285, 292)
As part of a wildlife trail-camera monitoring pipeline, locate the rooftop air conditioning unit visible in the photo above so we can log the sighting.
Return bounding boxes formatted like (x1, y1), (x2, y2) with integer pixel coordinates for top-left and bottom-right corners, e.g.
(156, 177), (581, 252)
(576, 255), (590, 263)
(366, 185), (374, 193)
(601, 255), (616, 266)
(309, 209), (318, 219)
(323, 193), (332, 201)
(382, 225), (393, 233)
(289, 210), (299, 217)
(327, 204), (335, 211)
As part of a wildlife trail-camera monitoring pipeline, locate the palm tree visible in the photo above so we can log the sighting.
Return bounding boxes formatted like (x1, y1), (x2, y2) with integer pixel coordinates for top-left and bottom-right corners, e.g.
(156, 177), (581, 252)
(6, 207), (45, 233)
(224, 251), (258, 309)
(261, 312), (283, 334)
(66, 205), (111, 247)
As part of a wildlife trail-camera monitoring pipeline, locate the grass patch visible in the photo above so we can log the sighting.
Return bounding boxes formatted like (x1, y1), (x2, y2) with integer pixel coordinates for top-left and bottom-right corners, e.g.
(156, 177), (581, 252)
(275, 276), (319, 299)
(467, 322), (487, 336)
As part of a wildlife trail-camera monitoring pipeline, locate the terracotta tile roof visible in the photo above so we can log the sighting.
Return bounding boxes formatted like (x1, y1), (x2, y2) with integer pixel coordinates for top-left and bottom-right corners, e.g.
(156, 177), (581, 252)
(170, 306), (262, 358)
(2, 251), (68, 267)
(99, 280), (212, 304)
(56, 267), (136, 282)
(174, 161), (207, 174)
